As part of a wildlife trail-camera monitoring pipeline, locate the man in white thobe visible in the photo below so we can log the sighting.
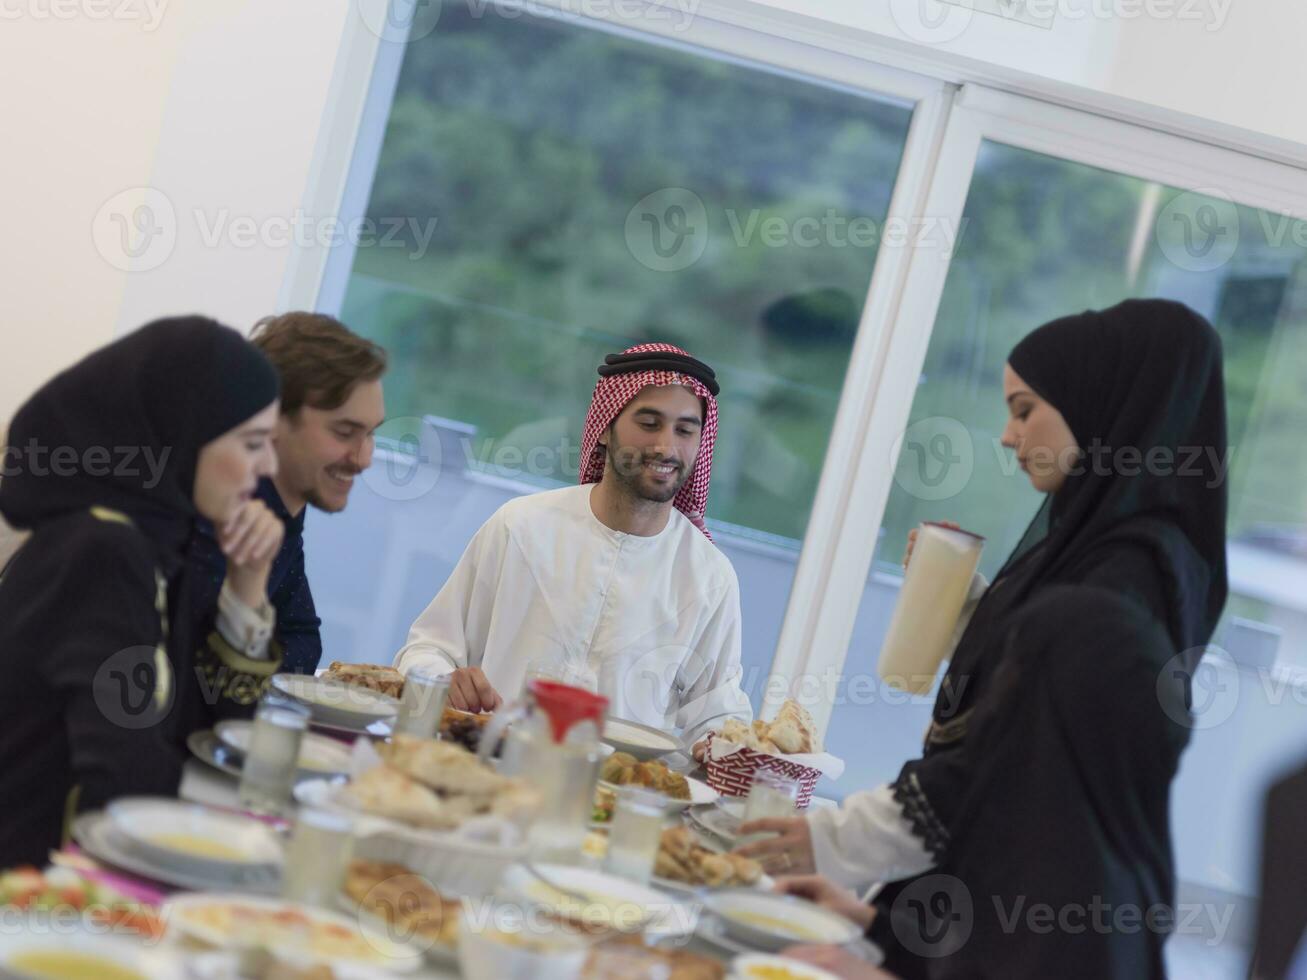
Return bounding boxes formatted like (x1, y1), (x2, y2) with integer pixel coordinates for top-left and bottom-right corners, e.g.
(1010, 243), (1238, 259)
(394, 343), (752, 748)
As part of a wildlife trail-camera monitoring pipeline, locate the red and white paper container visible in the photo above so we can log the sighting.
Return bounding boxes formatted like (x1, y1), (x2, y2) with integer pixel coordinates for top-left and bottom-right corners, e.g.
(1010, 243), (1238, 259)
(703, 733), (823, 810)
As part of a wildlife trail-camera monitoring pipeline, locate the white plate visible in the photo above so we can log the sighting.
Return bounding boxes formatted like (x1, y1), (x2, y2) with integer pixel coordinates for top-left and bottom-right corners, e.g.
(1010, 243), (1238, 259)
(732, 952), (846, 980)
(702, 889), (862, 953)
(272, 673), (400, 731)
(601, 718), (681, 761)
(499, 863), (698, 940)
(162, 892), (425, 974)
(71, 812), (280, 895)
(106, 797), (283, 877)
(652, 871), (775, 896)
(215, 719), (355, 776)
(0, 927), (181, 979)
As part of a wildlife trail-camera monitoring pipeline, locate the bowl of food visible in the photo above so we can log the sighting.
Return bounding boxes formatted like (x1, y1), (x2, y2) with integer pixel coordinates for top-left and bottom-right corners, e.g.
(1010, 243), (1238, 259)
(731, 952), (846, 980)
(272, 673), (400, 731)
(106, 798), (283, 878)
(703, 890), (862, 953)
(499, 863), (693, 939)
(457, 906), (590, 980)
(601, 718), (680, 762)
(0, 931), (179, 980)
(161, 893), (424, 973)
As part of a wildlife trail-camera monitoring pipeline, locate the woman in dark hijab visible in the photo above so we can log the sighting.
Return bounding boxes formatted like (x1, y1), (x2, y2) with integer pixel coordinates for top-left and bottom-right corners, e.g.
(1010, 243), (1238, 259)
(739, 298), (1229, 974)
(780, 586), (1190, 980)
(0, 316), (280, 867)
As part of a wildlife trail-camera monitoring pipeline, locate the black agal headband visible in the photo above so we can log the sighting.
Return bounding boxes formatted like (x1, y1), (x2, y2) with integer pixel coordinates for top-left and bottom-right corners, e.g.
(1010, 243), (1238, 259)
(597, 350), (720, 396)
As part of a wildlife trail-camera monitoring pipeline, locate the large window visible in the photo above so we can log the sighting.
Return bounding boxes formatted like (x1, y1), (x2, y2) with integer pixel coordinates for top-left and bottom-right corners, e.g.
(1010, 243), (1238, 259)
(313, 6), (914, 702)
(297, 15), (1307, 974)
(823, 140), (1307, 961)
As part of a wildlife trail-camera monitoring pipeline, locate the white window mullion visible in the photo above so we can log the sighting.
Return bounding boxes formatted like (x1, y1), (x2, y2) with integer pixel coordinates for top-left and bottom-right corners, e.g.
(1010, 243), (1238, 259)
(766, 88), (982, 734)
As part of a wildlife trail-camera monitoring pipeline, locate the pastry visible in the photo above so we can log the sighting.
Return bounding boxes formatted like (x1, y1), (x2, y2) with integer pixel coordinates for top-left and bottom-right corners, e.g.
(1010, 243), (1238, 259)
(345, 859), (460, 947)
(653, 827), (762, 888)
(321, 661), (405, 699)
(379, 734), (508, 797)
(339, 766), (454, 829)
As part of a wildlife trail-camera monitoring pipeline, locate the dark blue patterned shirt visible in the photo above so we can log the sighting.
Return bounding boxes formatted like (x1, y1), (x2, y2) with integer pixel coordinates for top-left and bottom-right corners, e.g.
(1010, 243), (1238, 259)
(190, 478), (323, 674)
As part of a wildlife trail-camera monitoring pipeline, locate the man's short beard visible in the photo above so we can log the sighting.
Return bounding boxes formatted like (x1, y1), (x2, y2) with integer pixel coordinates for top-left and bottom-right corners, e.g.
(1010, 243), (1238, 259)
(304, 488), (346, 514)
(606, 439), (687, 504)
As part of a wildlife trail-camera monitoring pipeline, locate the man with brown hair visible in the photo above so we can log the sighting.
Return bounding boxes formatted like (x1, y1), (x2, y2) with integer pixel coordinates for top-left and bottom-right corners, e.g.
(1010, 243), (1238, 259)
(190, 312), (386, 684)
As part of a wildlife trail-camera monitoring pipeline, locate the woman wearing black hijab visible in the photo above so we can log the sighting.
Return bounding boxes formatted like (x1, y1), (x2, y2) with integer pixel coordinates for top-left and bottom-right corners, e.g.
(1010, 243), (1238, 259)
(780, 585), (1191, 980)
(738, 299), (1229, 974)
(0, 316), (280, 867)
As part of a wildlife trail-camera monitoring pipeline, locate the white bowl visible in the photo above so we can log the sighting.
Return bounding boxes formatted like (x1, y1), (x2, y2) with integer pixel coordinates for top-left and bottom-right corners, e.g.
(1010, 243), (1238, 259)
(601, 718), (680, 761)
(162, 892), (424, 973)
(106, 798), (283, 877)
(704, 890), (862, 953)
(499, 863), (695, 939)
(214, 719), (354, 776)
(0, 929), (180, 979)
(457, 910), (590, 980)
(272, 673), (399, 730)
(732, 952), (846, 980)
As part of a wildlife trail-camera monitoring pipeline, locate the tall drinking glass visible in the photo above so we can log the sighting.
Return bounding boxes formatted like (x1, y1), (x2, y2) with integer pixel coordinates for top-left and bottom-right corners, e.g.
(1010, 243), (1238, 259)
(282, 808), (355, 907)
(238, 697), (310, 817)
(738, 770), (800, 847)
(393, 668), (450, 739)
(603, 786), (666, 885)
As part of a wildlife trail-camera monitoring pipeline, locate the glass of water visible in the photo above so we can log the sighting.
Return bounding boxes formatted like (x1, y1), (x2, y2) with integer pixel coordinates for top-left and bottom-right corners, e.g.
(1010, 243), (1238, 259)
(238, 697), (310, 817)
(393, 667), (450, 739)
(738, 769), (800, 846)
(282, 807), (354, 907)
(603, 786), (666, 885)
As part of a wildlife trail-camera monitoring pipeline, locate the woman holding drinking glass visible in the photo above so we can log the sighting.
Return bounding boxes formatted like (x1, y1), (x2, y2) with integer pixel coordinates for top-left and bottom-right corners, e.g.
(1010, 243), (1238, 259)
(0, 316), (282, 866)
(736, 299), (1229, 978)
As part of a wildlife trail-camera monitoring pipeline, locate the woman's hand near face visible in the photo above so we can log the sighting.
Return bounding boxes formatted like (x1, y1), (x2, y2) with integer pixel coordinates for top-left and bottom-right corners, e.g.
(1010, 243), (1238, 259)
(902, 521), (961, 570)
(219, 499), (285, 608)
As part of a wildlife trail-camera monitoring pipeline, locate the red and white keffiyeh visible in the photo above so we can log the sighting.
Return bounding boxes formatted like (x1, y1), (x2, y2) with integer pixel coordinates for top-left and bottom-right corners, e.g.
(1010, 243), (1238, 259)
(579, 343), (719, 540)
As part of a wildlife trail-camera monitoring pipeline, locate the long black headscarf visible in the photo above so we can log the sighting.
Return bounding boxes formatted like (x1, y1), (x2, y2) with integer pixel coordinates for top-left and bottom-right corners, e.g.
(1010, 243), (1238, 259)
(877, 586), (1189, 979)
(940, 298), (1227, 716)
(0, 316), (279, 706)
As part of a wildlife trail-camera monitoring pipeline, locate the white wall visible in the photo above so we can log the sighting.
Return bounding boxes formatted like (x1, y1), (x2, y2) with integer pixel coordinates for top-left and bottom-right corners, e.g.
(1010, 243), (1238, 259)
(0, 7), (179, 422)
(726, 0), (1307, 157)
(0, 0), (352, 424)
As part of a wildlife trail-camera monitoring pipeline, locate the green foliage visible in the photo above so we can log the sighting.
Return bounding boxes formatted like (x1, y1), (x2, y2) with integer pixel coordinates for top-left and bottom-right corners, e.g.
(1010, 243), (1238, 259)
(342, 10), (1307, 568)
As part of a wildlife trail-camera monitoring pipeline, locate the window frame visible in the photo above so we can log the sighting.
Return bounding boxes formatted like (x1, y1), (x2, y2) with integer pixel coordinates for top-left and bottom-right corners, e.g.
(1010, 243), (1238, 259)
(283, 0), (1307, 738)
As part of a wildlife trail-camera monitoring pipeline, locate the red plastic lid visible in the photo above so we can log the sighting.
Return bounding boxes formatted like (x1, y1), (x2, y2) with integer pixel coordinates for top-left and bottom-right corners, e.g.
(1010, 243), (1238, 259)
(529, 679), (609, 744)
